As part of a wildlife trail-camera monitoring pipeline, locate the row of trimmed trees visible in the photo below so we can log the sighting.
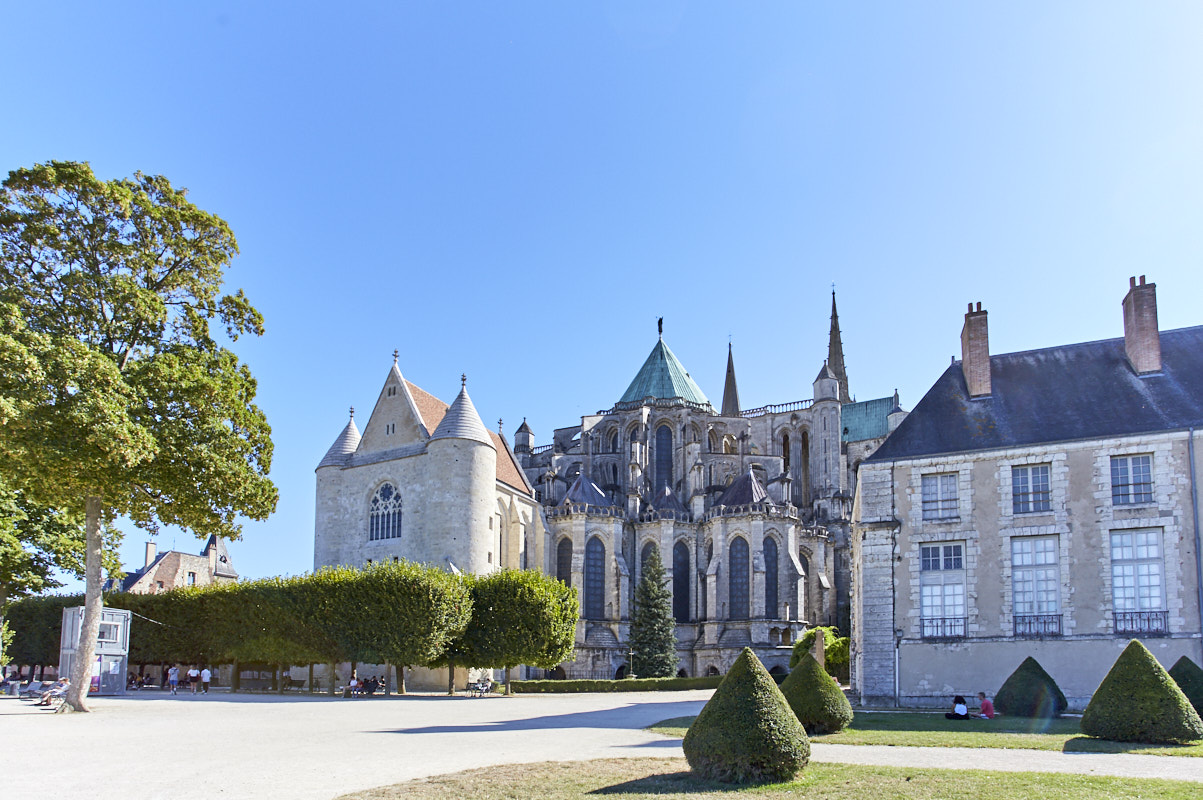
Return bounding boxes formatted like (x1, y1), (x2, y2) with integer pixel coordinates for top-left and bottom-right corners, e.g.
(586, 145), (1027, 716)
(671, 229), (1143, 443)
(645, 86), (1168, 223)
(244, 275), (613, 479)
(5, 561), (578, 693)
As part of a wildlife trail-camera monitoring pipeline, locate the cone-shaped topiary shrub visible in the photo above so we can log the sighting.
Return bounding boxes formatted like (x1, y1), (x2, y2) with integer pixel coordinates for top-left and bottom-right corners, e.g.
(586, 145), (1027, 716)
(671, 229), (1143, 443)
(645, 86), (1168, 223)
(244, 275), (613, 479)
(683, 648), (810, 783)
(994, 656), (1067, 718)
(1168, 656), (1203, 717)
(780, 651), (853, 734)
(1082, 641), (1203, 744)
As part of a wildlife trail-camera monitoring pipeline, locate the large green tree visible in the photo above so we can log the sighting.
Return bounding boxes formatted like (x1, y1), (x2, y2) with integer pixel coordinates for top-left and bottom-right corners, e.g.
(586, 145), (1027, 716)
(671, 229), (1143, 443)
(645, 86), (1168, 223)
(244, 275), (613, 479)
(0, 161), (277, 710)
(628, 547), (678, 678)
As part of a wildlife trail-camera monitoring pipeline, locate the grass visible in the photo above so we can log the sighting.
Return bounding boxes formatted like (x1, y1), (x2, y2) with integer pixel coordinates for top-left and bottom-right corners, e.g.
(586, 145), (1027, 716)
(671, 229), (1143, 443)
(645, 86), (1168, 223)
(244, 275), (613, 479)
(648, 712), (1203, 757)
(335, 757), (1202, 799)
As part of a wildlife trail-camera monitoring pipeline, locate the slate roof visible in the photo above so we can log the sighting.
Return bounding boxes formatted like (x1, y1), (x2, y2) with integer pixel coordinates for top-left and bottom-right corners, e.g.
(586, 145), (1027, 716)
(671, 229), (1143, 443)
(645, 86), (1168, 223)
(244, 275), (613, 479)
(430, 385), (495, 446)
(317, 417), (361, 468)
(617, 338), (713, 410)
(562, 473), (613, 506)
(721, 344), (741, 416)
(652, 485), (689, 515)
(868, 325), (1203, 463)
(205, 535), (239, 579)
(716, 468), (771, 506)
(841, 396), (894, 443)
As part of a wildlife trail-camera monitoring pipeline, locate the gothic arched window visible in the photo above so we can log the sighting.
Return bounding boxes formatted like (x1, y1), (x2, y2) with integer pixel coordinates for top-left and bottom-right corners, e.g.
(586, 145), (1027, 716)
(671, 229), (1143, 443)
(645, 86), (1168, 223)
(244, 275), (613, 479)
(609, 431), (619, 453)
(781, 433), (791, 472)
(655, 425), (673, 492)
(729, 536), (750, 620)
(368, 483), (402, 541)
(701, 540), (713, 620)
(763, 537), (779, 619)
(673, 541), (690, 622)
(584, 536), (605, 619)
(556, 537), (573, 585)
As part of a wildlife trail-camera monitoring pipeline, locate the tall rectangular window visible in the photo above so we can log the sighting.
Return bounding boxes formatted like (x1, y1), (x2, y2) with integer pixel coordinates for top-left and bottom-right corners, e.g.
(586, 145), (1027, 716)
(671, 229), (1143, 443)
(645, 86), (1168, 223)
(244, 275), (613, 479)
(1011, 536), (1061, 636)
(1111, 455), (1153, 505)
(919, 542), (965, 638)
(1111, 528), (1167, 634)
(921, 473), (958, 520)
(1012, 465), (1051, 514)
(187, 572), (197, 586)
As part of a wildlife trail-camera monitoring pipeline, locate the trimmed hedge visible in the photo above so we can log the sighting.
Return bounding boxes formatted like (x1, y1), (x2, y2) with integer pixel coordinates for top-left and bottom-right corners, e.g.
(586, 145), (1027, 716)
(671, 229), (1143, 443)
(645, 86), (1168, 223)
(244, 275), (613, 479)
(511, 675), (723, 693)
(683, 648), (809, 784)
(1169, 656), (1203, 717)
(1081, 640), (1203, 744)
(788, 626), (849, 682)
(995, 656), (1067, 718)
(780, 652), (853, 734)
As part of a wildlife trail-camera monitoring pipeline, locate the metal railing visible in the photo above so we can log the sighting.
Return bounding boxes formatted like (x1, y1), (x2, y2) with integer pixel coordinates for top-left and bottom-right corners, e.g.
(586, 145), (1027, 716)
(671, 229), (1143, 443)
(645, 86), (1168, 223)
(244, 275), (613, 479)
(920, 616), (967, 640)
(1114, 610), (1168, 635)
(1013, 614), (1062, 638)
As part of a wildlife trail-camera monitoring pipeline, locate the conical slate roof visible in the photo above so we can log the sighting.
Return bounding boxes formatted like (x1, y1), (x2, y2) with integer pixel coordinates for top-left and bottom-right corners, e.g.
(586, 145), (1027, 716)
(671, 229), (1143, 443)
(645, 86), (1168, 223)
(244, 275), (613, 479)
(618, 338), (713, 409)
(815, 360), (837, 383)
(652, 485), (689, 515)
(721, 343), (741, 416)
(515, 418), (533, 435)
(562, 473), (613, 506)
(317, 415), (361, 468)
(430, 383), (495, 447)
(717, 468), (771, 506)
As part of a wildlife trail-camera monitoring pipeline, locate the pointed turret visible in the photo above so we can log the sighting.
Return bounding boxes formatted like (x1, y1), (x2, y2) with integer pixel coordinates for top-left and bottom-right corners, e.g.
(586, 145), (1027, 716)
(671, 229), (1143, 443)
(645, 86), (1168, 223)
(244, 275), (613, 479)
(430, 378), (495, 448)
(716, 468), (772, 507)
(721, 343), (741, 417)
(317, 409), (361, 469)
(827, 291), (851, 404)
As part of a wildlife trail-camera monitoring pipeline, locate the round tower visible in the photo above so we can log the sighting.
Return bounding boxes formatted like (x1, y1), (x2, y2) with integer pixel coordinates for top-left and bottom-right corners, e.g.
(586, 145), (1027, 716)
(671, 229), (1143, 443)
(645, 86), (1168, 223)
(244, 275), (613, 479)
(424, 378), (497, 575)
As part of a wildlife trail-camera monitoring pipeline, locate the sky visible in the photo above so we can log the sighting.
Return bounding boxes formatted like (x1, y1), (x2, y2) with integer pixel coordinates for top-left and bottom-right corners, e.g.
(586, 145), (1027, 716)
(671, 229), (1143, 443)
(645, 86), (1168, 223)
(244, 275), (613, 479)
(5, 2), (1203, 590)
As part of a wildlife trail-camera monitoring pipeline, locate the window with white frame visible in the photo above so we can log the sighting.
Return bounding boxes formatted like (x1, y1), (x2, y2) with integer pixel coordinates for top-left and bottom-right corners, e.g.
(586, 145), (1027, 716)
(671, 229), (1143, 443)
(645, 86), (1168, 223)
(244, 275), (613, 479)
(1012, 464), (1051, 514)
(921, 473), (958, 520)
(1111, 455), (1153, 505)
(1111, 528), (1167, 633)
(1011, 536), (1060, 636)
(919, 542), (966, 638)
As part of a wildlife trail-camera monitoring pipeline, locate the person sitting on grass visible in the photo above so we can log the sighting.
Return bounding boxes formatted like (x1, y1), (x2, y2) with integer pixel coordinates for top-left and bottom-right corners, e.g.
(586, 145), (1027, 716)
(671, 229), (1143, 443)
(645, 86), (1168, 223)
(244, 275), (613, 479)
(977, 691), (995, 719)
(945, 695), (971, 719)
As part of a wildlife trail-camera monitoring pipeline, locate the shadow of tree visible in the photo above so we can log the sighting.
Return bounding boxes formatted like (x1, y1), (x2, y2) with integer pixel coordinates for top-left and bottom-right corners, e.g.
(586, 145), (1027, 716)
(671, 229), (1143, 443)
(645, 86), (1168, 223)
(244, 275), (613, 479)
(1063, 736), (1199, 754)
(588, 768), (744, 795)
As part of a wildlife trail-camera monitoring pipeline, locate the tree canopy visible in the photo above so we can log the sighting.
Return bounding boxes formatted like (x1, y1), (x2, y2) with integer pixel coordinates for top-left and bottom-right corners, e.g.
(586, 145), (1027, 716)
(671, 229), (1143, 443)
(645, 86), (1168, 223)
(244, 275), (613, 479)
(0, 161), (277, 710)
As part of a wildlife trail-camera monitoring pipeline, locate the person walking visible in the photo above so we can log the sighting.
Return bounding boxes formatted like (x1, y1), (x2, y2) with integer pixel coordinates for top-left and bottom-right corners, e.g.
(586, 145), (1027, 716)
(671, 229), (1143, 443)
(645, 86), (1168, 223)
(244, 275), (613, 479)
(201, 666), (212, 694)
(187, 665), (200, 694)
(168, 664), (180, 695)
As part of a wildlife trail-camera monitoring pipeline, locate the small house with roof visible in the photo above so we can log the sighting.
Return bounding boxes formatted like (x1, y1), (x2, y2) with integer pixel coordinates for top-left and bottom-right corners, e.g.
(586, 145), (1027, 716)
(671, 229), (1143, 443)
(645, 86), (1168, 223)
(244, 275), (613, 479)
(851, 277), (1203, 709)
(107, 536), (239, 594)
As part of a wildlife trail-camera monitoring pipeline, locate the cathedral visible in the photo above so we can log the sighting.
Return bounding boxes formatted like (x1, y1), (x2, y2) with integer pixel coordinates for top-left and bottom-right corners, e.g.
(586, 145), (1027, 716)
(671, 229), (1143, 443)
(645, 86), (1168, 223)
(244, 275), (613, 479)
(314, 296), (902, 684)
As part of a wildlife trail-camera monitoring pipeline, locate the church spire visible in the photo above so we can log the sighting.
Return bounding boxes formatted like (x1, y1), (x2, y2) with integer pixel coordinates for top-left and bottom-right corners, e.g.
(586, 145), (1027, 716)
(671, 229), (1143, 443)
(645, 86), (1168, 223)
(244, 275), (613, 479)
(721, 342), (741, 417)
(828, 290), (851, 404)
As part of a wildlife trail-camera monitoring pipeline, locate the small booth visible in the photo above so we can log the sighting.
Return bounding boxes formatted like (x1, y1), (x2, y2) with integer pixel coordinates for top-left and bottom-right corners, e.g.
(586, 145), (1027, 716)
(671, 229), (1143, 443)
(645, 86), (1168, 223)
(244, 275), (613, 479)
(59, 606), (131, 695)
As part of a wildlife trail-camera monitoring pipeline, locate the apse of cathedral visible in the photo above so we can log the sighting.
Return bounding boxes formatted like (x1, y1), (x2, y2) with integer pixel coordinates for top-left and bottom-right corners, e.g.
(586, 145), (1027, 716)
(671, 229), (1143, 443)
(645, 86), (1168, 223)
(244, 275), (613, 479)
(315, 295), (905, 680)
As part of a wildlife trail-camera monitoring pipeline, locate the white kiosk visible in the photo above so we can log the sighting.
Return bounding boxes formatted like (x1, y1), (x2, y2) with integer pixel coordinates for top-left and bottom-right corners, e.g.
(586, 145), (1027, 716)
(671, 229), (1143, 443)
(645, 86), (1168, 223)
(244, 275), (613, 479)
(59, 606), (131, 695)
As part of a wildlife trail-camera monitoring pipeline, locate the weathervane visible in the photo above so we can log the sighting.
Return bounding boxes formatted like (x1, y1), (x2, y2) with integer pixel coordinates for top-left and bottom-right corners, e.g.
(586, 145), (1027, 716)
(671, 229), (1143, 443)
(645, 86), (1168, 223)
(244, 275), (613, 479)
(461, 373), (467, 388)
(657, 317), (663, 338)
(393, 348), (398, 364)
(349, 406), (355, 419)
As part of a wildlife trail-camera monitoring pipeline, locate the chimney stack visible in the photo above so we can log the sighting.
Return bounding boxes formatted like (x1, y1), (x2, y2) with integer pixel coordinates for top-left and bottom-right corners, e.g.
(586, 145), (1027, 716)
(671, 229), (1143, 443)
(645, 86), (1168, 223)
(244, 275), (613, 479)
(1123, 275), (1161, 375)
(960, 302), (991, 397)
(144, 541), (157, 569)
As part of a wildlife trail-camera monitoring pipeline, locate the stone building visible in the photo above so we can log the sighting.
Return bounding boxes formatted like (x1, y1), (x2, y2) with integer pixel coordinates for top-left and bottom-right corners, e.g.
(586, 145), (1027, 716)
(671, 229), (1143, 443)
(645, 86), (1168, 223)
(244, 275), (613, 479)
(514, 297), (900, 678)
(108, 538), (238, 593)
(851, 277), (1203, 709)
(314, 297), (898, 682)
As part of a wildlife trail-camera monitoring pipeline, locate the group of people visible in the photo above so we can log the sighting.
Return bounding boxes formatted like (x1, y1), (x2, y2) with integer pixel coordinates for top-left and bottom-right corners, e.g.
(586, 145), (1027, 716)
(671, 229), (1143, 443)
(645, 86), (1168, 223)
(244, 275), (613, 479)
(157, 664), (212, 695)
(348, 672), (384, 696)
(945, 692), (995, 720)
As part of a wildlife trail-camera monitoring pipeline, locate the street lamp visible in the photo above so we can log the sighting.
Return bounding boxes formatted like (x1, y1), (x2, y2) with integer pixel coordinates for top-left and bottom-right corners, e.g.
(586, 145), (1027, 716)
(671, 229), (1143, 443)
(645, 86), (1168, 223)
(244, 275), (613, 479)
(627, 645), (636, 680)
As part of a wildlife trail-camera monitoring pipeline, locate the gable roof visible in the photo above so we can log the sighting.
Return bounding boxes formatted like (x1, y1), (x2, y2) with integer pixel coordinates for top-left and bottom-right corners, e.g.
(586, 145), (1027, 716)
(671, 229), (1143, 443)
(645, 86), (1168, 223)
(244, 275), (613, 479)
(405, 380), (449, 435)
(617, 338), (713, 410)
(841, 396), (894, 443)
(869, 325), (1203, 463)
(491, 431), (534, 494)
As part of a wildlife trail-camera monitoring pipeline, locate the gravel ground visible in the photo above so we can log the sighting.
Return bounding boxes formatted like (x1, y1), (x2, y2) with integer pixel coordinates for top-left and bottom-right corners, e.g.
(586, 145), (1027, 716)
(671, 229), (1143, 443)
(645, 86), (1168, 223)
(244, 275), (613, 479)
(1, 689), (1200, 800)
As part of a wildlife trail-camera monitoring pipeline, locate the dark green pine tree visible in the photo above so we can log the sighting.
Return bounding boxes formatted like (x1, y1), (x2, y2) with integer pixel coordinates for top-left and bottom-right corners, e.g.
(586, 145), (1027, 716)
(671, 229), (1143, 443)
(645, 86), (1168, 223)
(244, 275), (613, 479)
(628, 546), (678, 678)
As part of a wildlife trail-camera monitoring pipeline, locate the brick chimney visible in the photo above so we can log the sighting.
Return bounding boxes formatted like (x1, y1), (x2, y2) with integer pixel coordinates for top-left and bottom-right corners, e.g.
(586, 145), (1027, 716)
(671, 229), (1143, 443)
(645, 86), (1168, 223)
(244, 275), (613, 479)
(144, 541), (157, 569)
(960, 302), (991, 397)
(1123, 275), (1161, 375)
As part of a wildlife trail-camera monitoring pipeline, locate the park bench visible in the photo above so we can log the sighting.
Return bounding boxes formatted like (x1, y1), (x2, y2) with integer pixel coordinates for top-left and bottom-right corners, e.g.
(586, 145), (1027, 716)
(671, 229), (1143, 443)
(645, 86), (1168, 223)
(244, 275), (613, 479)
(470, 678), (494, 697)
(284, 678), (305, 691)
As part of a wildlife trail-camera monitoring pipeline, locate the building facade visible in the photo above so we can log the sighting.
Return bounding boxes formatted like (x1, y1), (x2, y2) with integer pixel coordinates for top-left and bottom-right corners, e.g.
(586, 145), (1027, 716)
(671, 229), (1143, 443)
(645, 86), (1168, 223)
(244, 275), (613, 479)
(851, 278), (1203, 709)
(109, 538), (239, 594)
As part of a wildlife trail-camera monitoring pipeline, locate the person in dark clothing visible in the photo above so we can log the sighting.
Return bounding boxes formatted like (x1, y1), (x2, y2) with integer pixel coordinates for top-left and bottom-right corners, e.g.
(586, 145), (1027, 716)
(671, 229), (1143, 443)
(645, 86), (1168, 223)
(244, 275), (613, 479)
(945, 695), (971, 719)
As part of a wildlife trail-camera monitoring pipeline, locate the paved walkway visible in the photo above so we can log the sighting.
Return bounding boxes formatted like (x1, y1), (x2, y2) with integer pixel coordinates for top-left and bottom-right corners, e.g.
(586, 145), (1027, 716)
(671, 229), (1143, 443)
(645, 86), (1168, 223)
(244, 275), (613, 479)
(1, 690), (1200, 799)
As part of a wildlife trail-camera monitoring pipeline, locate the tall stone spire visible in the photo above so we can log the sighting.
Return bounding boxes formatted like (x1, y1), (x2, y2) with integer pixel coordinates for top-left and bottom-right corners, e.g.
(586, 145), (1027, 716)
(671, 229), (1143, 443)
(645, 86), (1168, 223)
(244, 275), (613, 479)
(827, 291), (851, 404)
(721, 343), (741, 417)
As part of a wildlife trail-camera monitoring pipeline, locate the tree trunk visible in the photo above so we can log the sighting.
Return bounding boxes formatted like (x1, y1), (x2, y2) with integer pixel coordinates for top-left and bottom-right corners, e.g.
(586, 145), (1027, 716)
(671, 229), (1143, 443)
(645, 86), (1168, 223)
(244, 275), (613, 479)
(383, 663), (391, 697)
(231, 659), (241, 693)
(329, 661), (337, 696)
(504, 666), (513, 695)
(308, 663), (314, 694)
(63, 496), (103, 712)
(0, 584), (8, 669)
(447, 663), (455, 695)
(276, 663), (284, 694)
(398, 665), (406, 695)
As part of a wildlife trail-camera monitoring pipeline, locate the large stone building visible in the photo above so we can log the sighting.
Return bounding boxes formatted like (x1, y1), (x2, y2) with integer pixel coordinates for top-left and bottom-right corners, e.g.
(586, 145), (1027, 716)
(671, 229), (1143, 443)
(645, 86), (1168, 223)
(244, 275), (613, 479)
(107, 538), (238, 593)
(315, 296), (900, 682)
(851, 277), (1203, 709)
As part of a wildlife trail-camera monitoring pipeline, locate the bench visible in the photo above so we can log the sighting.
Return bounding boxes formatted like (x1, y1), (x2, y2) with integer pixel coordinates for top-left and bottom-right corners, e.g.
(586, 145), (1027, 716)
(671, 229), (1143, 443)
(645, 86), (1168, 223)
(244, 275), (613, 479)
(470, 679), (494, 697)
(284, 678), (305, 691)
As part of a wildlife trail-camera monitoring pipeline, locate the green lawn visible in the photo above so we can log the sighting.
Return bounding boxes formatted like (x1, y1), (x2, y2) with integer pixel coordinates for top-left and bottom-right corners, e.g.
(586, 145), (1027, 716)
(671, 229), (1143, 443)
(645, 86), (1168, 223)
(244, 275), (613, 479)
(648, 712), (1203, 757)
(336, 757), (1202, 799)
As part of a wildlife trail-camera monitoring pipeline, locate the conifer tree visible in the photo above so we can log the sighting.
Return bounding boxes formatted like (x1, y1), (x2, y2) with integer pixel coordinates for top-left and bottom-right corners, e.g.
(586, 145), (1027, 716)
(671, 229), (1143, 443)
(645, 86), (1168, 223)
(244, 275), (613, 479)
(628, 546), (677, 678)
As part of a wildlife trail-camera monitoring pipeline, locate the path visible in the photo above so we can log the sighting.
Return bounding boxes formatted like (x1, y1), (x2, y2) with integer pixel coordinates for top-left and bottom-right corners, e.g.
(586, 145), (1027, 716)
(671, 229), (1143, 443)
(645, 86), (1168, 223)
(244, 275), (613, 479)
(1, 690), (1200, 800)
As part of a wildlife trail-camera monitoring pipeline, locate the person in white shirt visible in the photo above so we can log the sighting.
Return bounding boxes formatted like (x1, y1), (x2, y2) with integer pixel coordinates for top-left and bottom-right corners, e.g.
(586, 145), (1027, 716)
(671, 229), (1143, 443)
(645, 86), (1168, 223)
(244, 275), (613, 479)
(201, 667), (212, 694)
(187, 666), (200, 694)
(168, 664), (180, 695)
(945, 695), (971, 719)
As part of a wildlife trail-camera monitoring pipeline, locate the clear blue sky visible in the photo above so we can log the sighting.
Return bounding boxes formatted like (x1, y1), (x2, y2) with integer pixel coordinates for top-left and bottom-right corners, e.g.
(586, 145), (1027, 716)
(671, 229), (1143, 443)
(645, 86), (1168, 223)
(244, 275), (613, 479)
(6, 2), (1202, 588)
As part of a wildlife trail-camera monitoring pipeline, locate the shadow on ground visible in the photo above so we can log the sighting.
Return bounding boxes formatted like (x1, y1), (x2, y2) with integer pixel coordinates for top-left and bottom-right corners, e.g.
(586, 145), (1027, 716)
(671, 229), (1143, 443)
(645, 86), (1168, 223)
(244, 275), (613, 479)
(375, 699), (707, 736)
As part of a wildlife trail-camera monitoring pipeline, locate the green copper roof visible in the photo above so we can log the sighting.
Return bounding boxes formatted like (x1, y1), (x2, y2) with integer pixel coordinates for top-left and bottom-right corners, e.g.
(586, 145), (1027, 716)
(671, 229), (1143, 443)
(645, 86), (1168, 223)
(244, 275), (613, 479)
(617, 338), (713, 410)
(841, 396), (893, 442)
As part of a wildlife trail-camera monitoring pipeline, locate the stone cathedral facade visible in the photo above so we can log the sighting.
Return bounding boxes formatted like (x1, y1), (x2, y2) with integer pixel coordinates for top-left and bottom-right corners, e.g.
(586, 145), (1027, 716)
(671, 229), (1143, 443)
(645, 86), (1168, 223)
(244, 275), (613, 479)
(314, 297), (903, 683)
